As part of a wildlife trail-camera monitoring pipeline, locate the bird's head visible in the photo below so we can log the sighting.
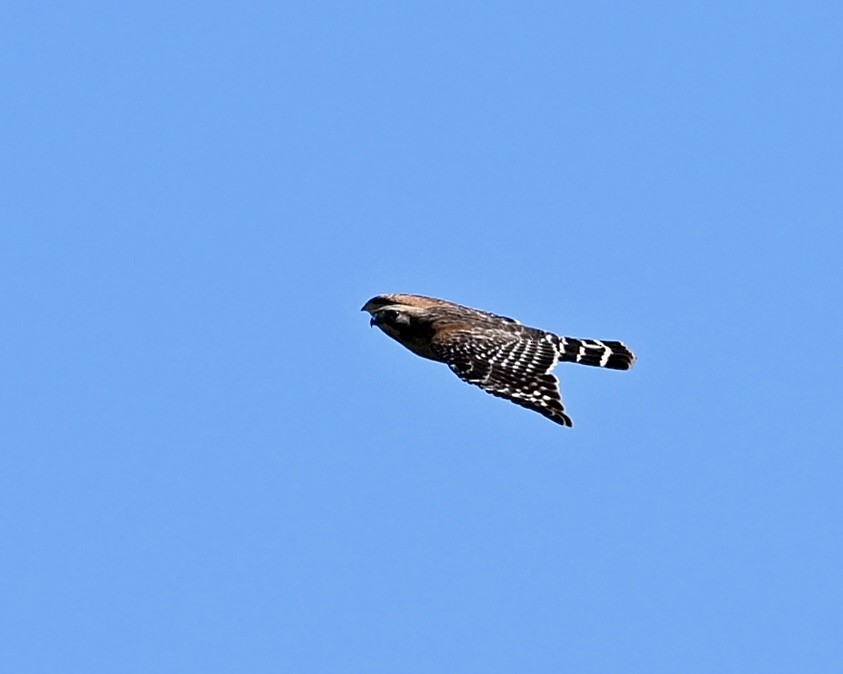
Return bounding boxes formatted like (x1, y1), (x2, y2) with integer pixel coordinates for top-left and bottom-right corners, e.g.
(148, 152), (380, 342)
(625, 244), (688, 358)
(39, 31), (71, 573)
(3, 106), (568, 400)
(361, 294), (440, 359)
(362, 295), (427, 330)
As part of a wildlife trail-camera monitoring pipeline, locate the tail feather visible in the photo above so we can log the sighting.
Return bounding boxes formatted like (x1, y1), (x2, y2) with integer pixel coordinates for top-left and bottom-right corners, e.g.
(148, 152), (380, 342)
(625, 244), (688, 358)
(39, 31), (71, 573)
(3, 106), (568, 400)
(555, 337), (635, 370)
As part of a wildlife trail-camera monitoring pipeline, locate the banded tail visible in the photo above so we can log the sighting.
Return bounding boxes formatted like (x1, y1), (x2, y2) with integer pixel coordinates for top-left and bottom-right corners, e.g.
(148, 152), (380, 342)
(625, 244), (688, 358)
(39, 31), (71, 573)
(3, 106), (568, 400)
(555, 336), (636, 370)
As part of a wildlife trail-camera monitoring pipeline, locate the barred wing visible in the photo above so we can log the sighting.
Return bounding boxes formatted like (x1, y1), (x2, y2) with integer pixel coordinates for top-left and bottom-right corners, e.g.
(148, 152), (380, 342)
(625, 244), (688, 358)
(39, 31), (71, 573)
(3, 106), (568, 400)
(431, 328), (573, 427)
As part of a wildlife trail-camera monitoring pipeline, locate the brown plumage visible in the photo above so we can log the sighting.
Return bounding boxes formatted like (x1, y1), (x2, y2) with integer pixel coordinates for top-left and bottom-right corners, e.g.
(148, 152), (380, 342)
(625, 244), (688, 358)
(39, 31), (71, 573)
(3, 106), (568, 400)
(362, 294), (635, 427)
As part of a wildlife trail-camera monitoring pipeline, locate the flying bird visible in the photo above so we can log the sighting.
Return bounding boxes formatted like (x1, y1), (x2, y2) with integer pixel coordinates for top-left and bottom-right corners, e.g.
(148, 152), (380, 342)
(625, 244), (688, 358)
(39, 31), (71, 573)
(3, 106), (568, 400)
(362, 293), (635, 427)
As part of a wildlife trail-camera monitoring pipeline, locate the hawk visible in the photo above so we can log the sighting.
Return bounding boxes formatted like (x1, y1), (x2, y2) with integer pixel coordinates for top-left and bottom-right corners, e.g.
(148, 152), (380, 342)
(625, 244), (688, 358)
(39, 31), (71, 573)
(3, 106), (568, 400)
(362, 293), (635, 427)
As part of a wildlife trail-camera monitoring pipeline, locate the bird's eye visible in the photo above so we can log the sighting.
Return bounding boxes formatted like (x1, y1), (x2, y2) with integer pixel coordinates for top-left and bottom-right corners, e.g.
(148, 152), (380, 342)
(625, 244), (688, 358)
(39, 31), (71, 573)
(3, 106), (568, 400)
(379, 309), (410, 325)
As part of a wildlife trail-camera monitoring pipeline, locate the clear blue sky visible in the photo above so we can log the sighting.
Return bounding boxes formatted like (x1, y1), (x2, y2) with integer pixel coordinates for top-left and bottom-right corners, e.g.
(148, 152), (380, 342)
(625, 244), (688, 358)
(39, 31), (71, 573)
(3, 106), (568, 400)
(2, 2), (841, 672)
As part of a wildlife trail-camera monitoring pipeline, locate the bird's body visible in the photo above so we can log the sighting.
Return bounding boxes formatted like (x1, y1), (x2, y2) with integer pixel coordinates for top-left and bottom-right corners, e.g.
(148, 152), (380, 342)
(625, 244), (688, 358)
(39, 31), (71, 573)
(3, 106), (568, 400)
(362, 293), (635, 427)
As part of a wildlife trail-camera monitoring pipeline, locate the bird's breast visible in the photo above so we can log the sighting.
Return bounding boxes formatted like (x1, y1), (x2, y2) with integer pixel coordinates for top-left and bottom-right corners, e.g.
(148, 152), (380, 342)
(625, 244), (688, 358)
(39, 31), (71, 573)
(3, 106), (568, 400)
(378, 322), (440, 361)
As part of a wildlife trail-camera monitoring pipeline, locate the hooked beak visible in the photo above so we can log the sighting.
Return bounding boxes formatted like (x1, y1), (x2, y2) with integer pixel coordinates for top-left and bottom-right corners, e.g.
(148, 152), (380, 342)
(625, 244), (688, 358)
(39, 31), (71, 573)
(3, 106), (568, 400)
(362, 301), (374, 328)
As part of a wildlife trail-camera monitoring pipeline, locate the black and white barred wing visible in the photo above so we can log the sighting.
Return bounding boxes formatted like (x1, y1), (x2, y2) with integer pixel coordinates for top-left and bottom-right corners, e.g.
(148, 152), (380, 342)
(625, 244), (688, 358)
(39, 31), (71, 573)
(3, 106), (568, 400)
(431, 328), (574, 427)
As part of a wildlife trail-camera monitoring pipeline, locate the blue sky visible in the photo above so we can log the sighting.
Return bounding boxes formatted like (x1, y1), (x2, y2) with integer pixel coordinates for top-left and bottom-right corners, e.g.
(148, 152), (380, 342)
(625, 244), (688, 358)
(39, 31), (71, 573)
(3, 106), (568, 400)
(2, 2), (841, 672)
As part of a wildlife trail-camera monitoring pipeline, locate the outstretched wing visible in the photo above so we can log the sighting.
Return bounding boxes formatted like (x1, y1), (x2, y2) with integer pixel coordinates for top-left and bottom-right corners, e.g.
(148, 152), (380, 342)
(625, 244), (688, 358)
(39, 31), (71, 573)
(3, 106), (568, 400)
(431, 327), (573, 427)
